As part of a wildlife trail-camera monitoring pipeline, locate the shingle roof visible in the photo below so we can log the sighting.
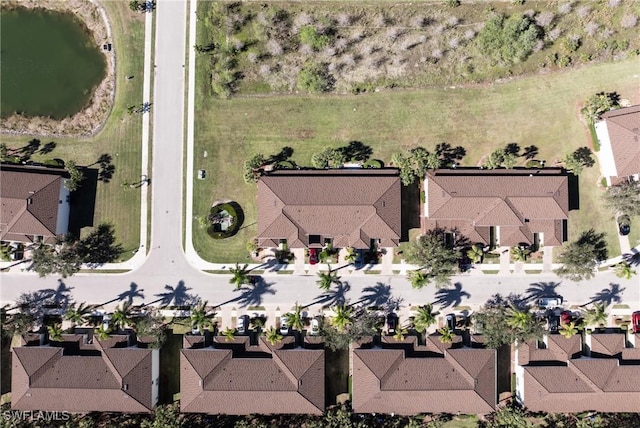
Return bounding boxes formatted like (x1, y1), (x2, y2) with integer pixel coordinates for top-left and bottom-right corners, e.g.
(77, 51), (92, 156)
(0, 164), (69, 243)
(11, 334), (156, 413)
(352, 335), (496, 415)
(425, 169), (569, 246)
(518, 334), (640, 412)
(600, 105), (640, 179)
(180, 336), (325, 415)
(257, 169), (401, 249)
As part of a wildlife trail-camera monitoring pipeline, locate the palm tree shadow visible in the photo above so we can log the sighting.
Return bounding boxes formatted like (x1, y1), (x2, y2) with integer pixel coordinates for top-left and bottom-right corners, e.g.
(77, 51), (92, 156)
(144, 280), (198, 307)
(310, 281), (352, 308)
(100, 282), (145, 307)
(433, 282), (471, 309)
(585, 283), (625, 307)
(353, 282), (391, 307)
(235, 277), (276, 308)
(525, 282), (562, 302)
(622, 250), (640, 267)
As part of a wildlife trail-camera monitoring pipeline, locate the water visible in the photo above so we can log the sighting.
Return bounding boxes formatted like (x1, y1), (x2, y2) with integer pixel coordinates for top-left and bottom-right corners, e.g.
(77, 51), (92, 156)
(1, 7), (107, 119)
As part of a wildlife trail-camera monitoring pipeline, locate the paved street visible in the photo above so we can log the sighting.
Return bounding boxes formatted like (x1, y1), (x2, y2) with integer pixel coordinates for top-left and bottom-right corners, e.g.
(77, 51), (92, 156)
(1, 0), (638, 330)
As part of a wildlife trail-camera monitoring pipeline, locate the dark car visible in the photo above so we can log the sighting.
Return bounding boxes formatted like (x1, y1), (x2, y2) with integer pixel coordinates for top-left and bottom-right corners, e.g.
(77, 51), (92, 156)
(386, 313), (398, 335)
(547, 313), (560, 332)
(309, 248), (319, 265)
(618, 215), (630, 236)
(445, 314), (456, 331)
(632, 311), (640, 334)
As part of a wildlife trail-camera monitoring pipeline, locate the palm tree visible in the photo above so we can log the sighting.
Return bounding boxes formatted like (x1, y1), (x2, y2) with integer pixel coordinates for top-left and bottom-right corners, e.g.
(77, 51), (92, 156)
(411, 304), (439, 334)
(93, 325), (112, 341)
(506, 306), (533, 331)
(438, 326), (454, 343)
(47, 323), (64, 342)
(614, 262), (636, 280)
(221, 327), (236, 341)
(393, 327), (409, 341)
(229, 263), (250, 289)
(330, 305), (354, 333)
(316, 267), (341, 291)
(264, 326), (283, 345)
(408, 270), (428, 289)
(191, 300), (215, 333)
(511, 246), (530, 262)
(467, 245), (484, 263)
(285, 302), (304, 332)
(582, 303), (608, 328)
(111, 302), (134, 331)
(559, 321), (579, 338)
(64, 302), (93, 329)
(344, 247), (356, 264)
(250, 315), (265, 334)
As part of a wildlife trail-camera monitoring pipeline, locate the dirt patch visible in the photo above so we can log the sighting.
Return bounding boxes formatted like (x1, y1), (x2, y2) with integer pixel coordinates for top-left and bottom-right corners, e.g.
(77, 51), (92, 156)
(1, 0), (116, 138)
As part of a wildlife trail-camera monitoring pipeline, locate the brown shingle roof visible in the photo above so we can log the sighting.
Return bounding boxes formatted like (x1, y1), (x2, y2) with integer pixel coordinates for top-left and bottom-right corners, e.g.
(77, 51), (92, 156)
(600, 105), (640, 178)
(590, 333), (625, 357)
(257, 169), (401, 249)
(11, 335), (156, 413)
(180, 337), (325, 415)
(518, 334), (640, 412)
(352, 335), (496, 415)
(1, 164), (69, 243)
(425, 169), (569, 246)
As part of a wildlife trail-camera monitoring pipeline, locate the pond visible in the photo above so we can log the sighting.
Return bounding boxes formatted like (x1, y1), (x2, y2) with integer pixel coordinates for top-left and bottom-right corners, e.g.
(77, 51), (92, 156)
(0, 6), (107, 119)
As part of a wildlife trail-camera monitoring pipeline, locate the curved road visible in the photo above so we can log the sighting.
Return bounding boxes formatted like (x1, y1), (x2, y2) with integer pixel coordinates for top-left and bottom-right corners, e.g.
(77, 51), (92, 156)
(1, 0), (638, 324)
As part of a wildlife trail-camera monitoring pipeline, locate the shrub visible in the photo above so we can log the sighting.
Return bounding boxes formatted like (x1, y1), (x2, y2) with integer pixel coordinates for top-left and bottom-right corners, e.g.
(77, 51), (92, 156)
(621, 14), (638, 29)
(299, 25), (331, 51)
(206, 203), (243, 239)
(476, 13), (542, 65)
(297, 62), (332, 93)
(445, 0), (461, 7)
(363, 159), (383, 168)
(535, 11), (555, 28)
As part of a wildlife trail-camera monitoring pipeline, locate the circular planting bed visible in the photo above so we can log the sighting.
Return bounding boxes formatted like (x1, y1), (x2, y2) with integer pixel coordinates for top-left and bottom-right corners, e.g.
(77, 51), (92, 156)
(206, 201), (244, 239)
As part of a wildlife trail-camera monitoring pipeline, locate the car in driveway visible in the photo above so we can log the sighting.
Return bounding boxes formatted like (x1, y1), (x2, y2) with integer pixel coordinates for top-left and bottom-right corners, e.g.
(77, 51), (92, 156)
(309, 318), (320, 335)
(445, 314), (456, 331)
(547, 313), (560, 332)
(386, 313), (398, 335)
(632, 311), (640, 334)
(280, 315), (290, 335)
(354, 249), (365, 267)
(236, 315), (249, 335)
(618, 215), (630, 236)
(560, 310), (572, 325)
(308, 248), (319, 265)
(538, 296), (563, 309)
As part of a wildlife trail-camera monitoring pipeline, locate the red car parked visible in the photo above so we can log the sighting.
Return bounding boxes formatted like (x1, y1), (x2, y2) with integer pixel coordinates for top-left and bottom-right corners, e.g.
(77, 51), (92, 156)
(632, 311), (640, 334)
(560, 310), (572, 325)
(309, 248), (319, 265)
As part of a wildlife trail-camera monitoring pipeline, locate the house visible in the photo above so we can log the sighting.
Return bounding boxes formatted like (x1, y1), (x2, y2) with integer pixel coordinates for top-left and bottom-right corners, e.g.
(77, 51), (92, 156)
(594, 105), (640, 185)
(423, 168), (569, 247)
(257, 169), (401, 250)
(180, 335), (325, 415)
(1, 164), (71, 244)
(352, 335), (496, 415)
(12, 333), (159, 413)
(515, 333), (640, 413)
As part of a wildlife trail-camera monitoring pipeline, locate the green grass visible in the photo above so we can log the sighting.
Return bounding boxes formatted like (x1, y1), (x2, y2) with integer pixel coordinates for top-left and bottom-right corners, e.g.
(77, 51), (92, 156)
(159, 331), (182, 404)
(482, 270), (500, 275)
(193, 52), (639, 262)
(1, 3), (145, 257)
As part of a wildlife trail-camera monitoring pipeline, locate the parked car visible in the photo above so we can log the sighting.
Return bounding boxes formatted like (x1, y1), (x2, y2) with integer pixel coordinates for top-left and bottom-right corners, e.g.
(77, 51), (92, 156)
(309, 248), (318, 265)
(236, 315), (249, 335)
(547, 313), (560, 333)
(103, 313), (112, 331)
(632, 311), (640, 334)
(618, 215), (630, 236)
(445, 314), (456, 331)
(280, 315), (290, 335)
(560, 310), (572, 325)
(309, 318), (320, 335)
(354, 250), (365, 267)
(538, 296), (563, 309)
(472, 316), (484, 335)
(9, 242), (24, 260)
(191, 322), (200, 335)
(386, 313), (398, 335)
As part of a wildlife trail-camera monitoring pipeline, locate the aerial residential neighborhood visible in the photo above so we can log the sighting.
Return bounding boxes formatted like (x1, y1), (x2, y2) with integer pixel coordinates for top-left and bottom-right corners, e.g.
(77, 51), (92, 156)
(1, 0), (639, 427)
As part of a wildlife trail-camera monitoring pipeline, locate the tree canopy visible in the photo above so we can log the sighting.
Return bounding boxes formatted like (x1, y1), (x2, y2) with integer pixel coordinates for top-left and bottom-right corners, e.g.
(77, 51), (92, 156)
(563, 147), (595, 175)
(603, 181), (640, 217)
(404, 232), (460, 288)
(581, 91), (620, 125)
(476, 13), (542, 65)
(554, 229), (608, 282)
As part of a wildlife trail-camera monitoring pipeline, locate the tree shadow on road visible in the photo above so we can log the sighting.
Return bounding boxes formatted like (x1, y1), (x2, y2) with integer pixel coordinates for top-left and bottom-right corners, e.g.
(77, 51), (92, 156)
(352, 282), (404, 312)
(525, 281), (562, 302)
(143, 280), (198, 307)
(433, 282), (471, 309)
(309, 281), (351, 308)
(584, 283), (625, 307)
(99, 282), (145, 307)
(234, 277), (276, 308)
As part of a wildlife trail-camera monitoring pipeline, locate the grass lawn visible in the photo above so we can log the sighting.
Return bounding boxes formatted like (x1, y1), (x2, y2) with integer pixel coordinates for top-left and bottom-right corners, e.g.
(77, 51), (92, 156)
(193, 57), (639, 262)
(1, 3), (145, 258)
(159, 330), (182, 404)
